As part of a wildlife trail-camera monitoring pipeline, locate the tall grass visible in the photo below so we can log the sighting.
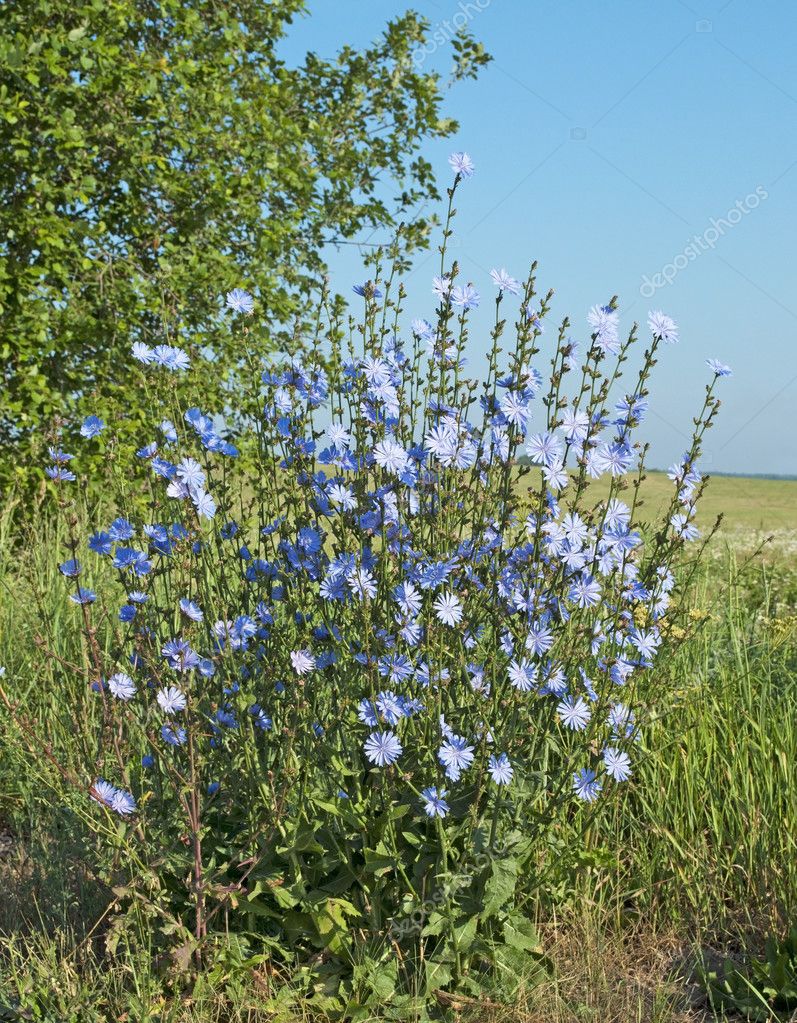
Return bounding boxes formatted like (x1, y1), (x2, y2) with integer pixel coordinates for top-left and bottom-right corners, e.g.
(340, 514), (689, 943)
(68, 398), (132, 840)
(601, 562), (797, 936)
(0, 502), (102, 821)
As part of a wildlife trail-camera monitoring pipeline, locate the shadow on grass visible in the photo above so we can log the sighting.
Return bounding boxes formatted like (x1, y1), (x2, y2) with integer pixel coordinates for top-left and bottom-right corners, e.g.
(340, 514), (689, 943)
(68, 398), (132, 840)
(0, 812), (110, 942)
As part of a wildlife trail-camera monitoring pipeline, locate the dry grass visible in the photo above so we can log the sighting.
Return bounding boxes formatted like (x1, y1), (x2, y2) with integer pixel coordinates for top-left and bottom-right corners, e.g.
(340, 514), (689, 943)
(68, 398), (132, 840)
(476, 911), (711, 1023)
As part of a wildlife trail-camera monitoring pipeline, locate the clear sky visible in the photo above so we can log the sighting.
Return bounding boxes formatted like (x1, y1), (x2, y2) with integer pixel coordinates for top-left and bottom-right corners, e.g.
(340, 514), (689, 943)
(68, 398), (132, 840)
(280, 1), (797, 476)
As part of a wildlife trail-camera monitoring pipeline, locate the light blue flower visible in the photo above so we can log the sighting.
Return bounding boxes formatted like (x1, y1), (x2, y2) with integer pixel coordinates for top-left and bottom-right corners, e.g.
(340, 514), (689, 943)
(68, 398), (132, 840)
(179, 598), (203, 622)
(489, 268), (520, 295)
(438, 735), (474, 781)
(433, 591), (462, 627)
(603, 747), (632, 782)
(108, 673), (136, 701)
(488, 753), (513, 785)
(448, 151), (474, 178)
(364, 731), (403, 767)
(226, 288), (254, 314)
(573, 768), (602, 802)
(157, 686), (187, 714)
(557, 696), (591, 731)
(421, 786), (450, 818)
(706, 358), (732, 377)
(80, 415), (105, 438)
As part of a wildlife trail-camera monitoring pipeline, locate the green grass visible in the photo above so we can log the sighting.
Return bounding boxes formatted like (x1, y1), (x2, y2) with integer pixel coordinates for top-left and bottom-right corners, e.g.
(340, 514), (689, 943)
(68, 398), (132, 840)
(1, 481), (797, 1020)
(515, 466), (797, 537)
(561, 469), (797, 532)
(611, 572), (797, 931)
(636, 471), (797, 532)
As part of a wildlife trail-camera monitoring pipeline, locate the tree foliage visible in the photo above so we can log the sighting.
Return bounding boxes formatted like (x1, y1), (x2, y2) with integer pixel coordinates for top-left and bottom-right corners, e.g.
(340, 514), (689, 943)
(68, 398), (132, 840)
(0, 0), (490, 487)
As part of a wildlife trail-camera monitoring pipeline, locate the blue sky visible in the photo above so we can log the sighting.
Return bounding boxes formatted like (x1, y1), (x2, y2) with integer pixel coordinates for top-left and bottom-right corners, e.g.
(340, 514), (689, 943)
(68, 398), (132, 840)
(281, 1), (797, 475)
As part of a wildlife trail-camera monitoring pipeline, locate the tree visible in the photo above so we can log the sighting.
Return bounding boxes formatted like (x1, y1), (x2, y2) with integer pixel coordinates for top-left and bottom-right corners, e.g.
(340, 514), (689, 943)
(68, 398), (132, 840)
(0, 1), (489, 488)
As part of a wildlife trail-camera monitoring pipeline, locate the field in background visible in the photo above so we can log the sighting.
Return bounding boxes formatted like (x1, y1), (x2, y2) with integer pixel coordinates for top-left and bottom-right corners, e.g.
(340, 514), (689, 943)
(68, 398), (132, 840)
(514, 467), (797, 532)
(630, 471), (797, 532)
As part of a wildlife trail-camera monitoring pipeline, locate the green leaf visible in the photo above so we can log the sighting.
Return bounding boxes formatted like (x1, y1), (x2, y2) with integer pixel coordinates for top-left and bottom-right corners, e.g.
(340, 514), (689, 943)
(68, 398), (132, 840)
(423, 959), (452, 995)
(452, 915), (478, 949)
(503, 915), (544, 955)
(481, 857), (519, 919)
(363, 843), (396, 875)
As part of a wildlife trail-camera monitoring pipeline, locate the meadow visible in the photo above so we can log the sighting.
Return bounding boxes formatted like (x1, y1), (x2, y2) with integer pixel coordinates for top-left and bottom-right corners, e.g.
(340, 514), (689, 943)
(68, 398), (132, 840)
(567, 469), (797, 533)
(1, 468), (796, 1022)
